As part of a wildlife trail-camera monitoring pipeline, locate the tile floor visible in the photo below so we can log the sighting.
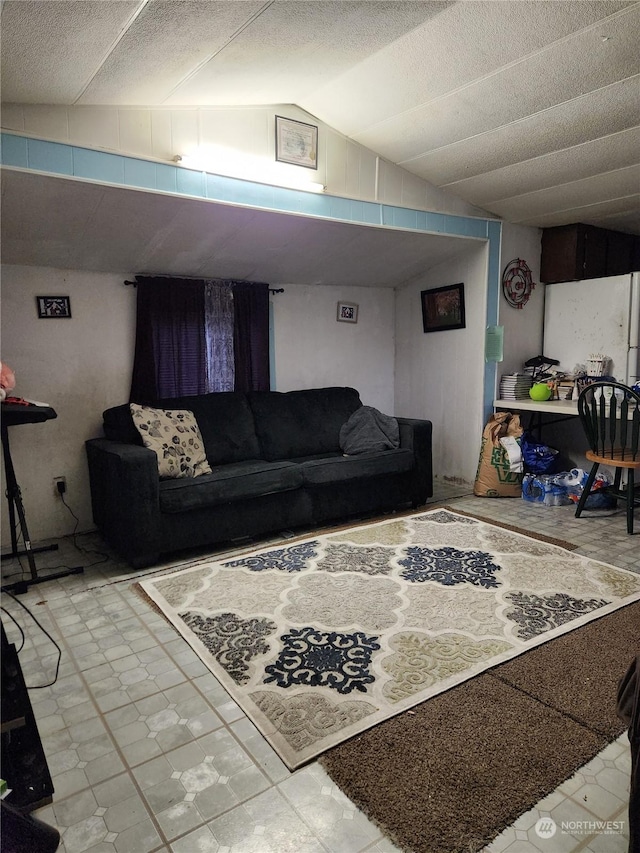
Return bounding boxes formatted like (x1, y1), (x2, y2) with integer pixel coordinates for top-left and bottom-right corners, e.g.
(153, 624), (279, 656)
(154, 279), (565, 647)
(1, 481), (637, 853)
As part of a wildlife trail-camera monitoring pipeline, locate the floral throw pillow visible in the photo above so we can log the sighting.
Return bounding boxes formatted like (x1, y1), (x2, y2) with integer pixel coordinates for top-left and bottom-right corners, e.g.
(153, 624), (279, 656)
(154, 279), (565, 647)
(130, 404), (212, 479)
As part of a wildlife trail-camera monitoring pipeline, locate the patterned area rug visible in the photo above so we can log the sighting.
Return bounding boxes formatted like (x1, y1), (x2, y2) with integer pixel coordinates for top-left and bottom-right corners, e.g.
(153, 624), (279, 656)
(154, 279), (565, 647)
(139, 508), (640, 770)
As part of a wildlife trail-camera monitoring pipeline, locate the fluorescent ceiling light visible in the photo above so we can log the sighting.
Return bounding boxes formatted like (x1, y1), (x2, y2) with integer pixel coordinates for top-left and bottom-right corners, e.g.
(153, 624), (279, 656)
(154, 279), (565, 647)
(174, 147), (325, 193)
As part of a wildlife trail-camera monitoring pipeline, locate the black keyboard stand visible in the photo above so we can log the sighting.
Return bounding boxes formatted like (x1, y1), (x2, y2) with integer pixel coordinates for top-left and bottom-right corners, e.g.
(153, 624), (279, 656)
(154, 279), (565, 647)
(1, 404), (84, 594)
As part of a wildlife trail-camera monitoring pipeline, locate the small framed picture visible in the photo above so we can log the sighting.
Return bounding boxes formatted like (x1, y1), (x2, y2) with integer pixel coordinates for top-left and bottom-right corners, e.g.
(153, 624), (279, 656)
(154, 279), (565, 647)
(421, 283), (465, 333)
(36, 295), (72, 318)
(337, 301), (358, 324)
(275, 116), (318, 169)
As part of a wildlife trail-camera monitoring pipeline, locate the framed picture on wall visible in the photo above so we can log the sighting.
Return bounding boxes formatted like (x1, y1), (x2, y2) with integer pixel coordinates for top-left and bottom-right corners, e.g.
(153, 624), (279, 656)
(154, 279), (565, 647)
(421, 283), (465, 333)
(337, 301), (358, 323)
(275, 116), (318, 169)
(36, 295), (72, 318)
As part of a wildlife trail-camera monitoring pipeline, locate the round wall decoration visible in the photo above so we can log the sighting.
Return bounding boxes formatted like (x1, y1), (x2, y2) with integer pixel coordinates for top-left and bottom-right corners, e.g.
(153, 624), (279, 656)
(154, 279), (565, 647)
(502, 258), (536, 309)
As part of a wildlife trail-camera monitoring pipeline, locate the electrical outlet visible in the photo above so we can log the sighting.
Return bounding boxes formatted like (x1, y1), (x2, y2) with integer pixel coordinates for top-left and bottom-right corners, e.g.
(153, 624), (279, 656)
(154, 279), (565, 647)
(53, 476), (67, 497)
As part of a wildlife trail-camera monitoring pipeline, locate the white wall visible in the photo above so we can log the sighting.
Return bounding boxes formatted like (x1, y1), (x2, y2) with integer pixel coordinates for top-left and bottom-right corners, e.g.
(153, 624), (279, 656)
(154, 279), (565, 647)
(272, 284), (395, 412)
(394, 243), (489, 487)
(498, 222), (544, 375)
(1, 265), (137, 546)
(495, 224), (594, 473)
(0, 265), (392, 545)
(1, 104), (488, 218)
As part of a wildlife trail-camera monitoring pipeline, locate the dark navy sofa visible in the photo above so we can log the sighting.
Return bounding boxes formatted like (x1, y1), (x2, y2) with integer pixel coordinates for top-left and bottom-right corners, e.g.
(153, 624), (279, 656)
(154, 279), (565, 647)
(85, 386), (432, 568)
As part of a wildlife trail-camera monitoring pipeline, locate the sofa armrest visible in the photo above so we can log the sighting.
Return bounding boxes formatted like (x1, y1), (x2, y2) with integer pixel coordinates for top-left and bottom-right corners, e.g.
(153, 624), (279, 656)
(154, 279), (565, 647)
(397, 418), (433, 504)
(85, 438), (161, 567)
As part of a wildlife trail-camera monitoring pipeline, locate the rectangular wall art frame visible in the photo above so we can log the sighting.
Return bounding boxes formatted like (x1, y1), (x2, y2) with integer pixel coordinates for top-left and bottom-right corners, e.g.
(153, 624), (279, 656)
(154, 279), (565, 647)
(336, 301), (359, 324)
(275, 116), (318, 169)
(36, 295), (72, 318)
(421, 283), (465, 333)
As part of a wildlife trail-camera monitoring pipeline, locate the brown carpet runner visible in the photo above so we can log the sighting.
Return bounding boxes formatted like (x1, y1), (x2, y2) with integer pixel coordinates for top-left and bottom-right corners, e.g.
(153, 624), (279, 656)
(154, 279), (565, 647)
(320, 600), (639, 853)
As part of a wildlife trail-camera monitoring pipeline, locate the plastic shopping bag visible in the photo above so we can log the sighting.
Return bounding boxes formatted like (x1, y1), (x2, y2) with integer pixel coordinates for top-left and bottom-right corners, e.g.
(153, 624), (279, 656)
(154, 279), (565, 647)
(520, 432), (560, 474)
(554, 468), (615, 509)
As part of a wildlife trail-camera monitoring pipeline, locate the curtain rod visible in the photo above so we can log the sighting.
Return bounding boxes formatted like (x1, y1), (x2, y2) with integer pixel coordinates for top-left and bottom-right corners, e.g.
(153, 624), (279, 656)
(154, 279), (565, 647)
(123, 279), (284, 294)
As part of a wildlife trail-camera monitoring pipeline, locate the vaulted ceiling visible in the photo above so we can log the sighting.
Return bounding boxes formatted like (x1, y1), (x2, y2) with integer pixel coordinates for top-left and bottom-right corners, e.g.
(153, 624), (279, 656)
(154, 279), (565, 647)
(2, 0), (639, 234)
(1, 1), (639, 287)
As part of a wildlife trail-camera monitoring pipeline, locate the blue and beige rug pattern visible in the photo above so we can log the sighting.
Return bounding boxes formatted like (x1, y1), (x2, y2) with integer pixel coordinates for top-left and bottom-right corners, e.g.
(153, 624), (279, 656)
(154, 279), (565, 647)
(140, 509), (640, 768)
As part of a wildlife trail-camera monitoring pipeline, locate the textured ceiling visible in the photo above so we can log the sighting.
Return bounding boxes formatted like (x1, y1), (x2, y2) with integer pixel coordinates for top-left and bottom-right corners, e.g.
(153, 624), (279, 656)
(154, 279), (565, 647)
(1, 0), (639, 274)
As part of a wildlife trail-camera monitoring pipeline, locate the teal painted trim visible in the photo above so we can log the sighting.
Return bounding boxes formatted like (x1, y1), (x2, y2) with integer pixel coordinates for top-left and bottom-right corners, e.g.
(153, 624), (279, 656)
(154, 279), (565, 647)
(385, 206), (418, 230)
(268, 300), (276, 390)
(328, 196), (353, 221)
(270, 185), (302, 212)
(28, 139), (73, 175)
(1, 134), (28, 167)
(156, 163), (178, 193)
(425, 212), (446, 233)
(73, 147), (125, 184)
(442, 215), (468, 236)
(0, 134), (499, 242)
(124, 157), (157, 190)
(176, 166), (205, 197)
(295, 191), (332, 217)
(463, 217), (489, 239)
(484, 220), (503, 422)
(206, 173), (239, 201)
(443, 215), (488, 238)
(396, 208), (419, 229)
(486, 221), (502, 325)
(207, 173), (272, 208)
(361, 202), (382, 225)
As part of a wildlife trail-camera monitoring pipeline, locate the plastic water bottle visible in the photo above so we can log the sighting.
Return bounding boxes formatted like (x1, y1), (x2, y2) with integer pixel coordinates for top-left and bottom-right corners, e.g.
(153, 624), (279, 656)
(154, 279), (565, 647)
(540, 476), (559, 506)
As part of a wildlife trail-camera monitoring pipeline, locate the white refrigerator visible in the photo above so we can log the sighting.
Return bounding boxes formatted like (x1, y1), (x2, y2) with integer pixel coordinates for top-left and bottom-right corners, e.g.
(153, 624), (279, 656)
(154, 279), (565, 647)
(542, 272), (640, 385)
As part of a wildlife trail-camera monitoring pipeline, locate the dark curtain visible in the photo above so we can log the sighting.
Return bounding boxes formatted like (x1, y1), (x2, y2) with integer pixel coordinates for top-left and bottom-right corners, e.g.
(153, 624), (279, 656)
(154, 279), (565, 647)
(130, 276), (270, 403)
(233, 281), (271, 392)
(130, 277), (208, 403)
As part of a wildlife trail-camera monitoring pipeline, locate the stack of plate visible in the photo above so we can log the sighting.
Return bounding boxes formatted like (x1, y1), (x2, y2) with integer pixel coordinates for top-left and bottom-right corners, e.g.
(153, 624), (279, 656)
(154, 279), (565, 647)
(499, 373), (533, 399)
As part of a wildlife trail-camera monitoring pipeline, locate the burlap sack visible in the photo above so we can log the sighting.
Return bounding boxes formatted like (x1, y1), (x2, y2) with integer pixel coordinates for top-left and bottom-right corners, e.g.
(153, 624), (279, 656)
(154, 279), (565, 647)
(473, 412), (523, 497)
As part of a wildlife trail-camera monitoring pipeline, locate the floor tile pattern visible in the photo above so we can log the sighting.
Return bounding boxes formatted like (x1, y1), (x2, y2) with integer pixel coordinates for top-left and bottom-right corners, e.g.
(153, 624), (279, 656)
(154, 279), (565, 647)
(1, 480), (635, 852)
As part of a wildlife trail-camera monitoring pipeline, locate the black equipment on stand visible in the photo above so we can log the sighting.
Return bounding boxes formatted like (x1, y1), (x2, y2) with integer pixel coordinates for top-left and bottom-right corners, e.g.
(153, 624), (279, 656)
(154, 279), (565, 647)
(1, 620), (60, 850)
(1, 402), (83, 594)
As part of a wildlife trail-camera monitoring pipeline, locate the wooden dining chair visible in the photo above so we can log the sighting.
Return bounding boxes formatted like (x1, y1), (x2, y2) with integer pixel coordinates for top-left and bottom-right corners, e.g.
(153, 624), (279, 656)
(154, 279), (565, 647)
(575, 381), (640, 534)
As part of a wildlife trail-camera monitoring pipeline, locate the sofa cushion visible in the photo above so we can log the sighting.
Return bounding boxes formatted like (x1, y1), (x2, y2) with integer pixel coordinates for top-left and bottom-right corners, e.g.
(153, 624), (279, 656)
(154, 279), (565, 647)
(158, 393), (260, 465)
(299, 448), (414, 485)
(248, 387), (362, 461)
(105, 392), (261, 464)
(103, 404), (145, 445)
(159, 460), (303, 513)
(130, 404), (212, 479)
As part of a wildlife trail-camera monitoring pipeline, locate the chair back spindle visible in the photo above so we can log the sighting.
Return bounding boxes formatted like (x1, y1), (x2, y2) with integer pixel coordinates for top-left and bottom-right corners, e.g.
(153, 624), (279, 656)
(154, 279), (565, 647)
(576, 380), (640, 535)
(580, 382), (640, 462)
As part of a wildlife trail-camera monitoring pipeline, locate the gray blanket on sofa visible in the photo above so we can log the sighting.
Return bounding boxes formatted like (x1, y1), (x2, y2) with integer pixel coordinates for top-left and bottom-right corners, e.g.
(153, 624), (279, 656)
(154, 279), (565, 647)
(339, 406), (400, 455)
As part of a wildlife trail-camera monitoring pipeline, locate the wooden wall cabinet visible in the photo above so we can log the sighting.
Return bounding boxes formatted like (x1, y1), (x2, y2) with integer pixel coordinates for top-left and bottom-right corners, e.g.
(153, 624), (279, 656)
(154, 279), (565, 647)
(540, 223), (637, 284)
(606, 229), (635, 275)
